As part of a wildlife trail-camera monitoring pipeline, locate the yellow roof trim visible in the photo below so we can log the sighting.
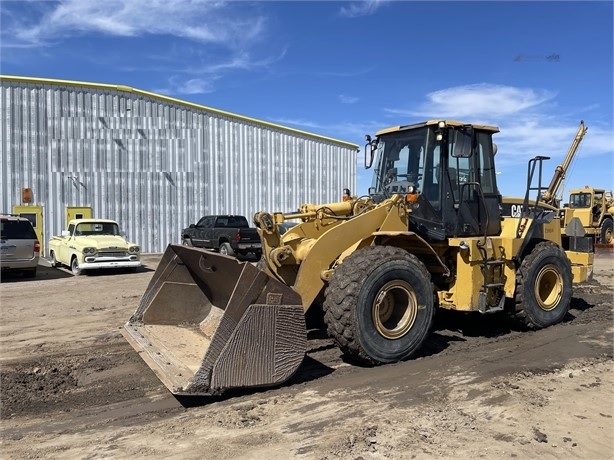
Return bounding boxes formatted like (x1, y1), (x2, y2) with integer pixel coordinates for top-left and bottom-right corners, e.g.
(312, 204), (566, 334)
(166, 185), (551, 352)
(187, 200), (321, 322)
(1, 75), (359, 149)
(569, 187), (605, 194)
(376, 119), (500, 136)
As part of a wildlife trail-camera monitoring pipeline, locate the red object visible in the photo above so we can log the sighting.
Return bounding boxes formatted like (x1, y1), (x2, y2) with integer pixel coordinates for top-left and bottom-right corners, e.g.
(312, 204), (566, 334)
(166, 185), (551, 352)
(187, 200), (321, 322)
(22, 188), (33, 203)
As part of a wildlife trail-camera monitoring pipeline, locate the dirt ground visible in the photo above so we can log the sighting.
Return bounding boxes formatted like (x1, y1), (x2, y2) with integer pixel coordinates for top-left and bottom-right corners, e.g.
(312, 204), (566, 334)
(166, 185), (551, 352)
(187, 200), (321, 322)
(1, 249), (613, 459)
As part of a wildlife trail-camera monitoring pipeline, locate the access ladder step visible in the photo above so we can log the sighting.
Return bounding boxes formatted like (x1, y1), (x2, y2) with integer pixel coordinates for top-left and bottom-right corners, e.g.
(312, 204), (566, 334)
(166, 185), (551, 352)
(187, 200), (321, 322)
(484, 259), (505, 266)
(484, 283), (505, 288)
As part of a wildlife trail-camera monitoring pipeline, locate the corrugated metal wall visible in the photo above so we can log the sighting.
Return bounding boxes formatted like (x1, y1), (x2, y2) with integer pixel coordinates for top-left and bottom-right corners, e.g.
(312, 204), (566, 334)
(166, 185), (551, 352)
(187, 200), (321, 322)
(1, 77), (357, 254)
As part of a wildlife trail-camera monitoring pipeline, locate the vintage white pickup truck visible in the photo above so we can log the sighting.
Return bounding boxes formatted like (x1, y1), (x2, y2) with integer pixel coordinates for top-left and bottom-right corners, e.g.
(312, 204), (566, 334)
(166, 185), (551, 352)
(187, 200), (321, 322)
(48, 218), (141, 275)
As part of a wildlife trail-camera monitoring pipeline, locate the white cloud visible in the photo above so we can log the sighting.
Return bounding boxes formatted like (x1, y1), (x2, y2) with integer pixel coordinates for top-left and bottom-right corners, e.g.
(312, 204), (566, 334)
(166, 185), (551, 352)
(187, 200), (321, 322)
(272, 84), (612, 174)
(3, 0), (266, 48)
(381, 83), (612, 170)
(121, 49), (287, 95)
(339, 0), (389, 18)
(275, 83), (612, 195)
(183, 48), (288, 75)
(339, 94), (359, 104)
(154, 76), (219, 96)
(387, 83), (557, 120)
(1, 0), (280, 96)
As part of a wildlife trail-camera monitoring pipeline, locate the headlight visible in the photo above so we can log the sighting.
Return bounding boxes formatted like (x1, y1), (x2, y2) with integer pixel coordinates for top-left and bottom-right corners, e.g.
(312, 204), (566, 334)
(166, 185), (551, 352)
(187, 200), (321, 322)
(129, 246), (140, 253)
(83, 247), (97, 255)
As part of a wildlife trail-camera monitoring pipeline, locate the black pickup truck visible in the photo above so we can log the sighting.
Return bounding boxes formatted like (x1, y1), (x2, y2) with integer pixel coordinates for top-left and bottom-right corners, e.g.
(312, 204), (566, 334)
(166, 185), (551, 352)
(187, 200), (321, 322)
(181, 215), (262, 258)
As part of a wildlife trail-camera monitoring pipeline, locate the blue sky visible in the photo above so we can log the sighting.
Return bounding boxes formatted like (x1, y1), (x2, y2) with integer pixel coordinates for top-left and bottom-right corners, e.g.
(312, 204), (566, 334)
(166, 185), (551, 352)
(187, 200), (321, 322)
(2, 0), (613, 199)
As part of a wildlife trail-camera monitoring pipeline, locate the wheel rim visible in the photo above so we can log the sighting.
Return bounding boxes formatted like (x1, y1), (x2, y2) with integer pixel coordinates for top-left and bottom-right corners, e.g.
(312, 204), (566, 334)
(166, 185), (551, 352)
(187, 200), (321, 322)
(372, 280), (418, 339)
(220, 246), (227, 255)
(534, 264), (563, 311)
(72, 259), (79, 274)
(605, 227), (613, 244)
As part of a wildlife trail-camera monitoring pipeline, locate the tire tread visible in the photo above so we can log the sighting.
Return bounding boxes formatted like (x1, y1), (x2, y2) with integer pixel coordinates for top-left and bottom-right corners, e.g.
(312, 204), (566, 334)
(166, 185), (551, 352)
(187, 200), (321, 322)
(323, 246), (432, 365)
(514, 241), (572, 328)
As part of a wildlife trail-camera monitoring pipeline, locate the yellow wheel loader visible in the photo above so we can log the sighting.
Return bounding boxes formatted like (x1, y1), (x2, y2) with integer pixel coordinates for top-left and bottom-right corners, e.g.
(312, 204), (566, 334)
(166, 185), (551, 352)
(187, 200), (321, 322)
(123, 120), (594, 396)
(561, 186), (614, 245)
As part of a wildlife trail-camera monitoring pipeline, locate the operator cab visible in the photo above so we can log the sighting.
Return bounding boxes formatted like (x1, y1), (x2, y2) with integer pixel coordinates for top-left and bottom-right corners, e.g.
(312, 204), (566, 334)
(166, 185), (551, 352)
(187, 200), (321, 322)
(365, 120), (502, 241)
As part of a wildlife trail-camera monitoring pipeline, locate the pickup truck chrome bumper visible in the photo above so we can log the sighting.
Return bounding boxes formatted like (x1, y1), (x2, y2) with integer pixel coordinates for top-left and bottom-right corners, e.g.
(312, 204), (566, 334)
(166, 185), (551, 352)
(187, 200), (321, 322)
(237, 243), (261, 249)
(80, 261), (141, 270)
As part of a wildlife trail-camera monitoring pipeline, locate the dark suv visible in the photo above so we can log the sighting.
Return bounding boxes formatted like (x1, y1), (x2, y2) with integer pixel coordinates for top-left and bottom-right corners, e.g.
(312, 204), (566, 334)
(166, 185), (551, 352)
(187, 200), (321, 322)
(0, 215), (40, 278)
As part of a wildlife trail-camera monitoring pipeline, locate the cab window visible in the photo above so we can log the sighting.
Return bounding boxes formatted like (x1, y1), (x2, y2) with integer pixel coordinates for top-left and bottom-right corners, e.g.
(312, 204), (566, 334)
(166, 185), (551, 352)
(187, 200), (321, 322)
(569, 193), (591, 208)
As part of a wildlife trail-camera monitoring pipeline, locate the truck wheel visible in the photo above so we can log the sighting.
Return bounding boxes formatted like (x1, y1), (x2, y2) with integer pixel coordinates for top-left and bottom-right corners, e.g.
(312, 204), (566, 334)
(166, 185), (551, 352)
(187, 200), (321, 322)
(600, 217), (613, 244)
(50, 251), (57, 267)
(71, 257), (83, 276)
(514, 241), (572, 328)
(182, 237), (193, 247)
(323, 246), (434, 365)
(219, 242), (235, 257)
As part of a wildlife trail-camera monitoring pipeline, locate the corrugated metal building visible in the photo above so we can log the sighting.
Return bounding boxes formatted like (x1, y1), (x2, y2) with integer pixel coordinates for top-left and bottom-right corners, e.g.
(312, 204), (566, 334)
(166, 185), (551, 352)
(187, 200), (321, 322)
(0, 76), (357, 254)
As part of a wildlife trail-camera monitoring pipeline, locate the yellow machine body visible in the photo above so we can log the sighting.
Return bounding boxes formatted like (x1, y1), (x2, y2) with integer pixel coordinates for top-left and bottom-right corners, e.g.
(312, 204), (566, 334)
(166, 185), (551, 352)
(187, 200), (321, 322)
(124, 120), (594, 396)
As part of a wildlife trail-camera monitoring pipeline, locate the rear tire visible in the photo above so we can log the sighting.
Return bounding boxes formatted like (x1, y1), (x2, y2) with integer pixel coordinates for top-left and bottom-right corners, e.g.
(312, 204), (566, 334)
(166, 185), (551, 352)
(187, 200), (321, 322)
(514, 241), (572, 328)
(50, 251), (57, 267)
(600, 217), (613, 244)
(219, 242), (235, 257)
(182, 237), (193, 247)
(71, 257), (82, 276)
(323, 246), (434, 365)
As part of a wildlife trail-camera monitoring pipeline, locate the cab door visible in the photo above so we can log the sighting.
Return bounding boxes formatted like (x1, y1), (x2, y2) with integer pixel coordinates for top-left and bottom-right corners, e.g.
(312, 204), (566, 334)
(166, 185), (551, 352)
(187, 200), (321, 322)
(442, 130), (501, 238)
(58, 222), (76, 264)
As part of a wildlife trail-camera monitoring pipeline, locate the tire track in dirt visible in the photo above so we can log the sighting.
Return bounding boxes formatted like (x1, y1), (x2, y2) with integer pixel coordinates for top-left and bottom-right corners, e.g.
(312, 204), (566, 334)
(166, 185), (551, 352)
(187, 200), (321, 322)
(0, 252), (612, 459)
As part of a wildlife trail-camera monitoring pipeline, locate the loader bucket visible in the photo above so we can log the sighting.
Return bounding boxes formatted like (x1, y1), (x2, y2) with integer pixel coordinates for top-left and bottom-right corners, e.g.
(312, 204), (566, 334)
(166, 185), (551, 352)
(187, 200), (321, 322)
(122, 244), (306, 396)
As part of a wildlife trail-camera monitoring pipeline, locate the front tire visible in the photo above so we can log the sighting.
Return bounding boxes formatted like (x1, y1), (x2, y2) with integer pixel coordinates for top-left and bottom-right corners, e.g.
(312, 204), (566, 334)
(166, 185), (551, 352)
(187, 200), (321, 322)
(71, 257), (83, 276)
(514, 241), (572, 328)
(600, 217), (613, 244)
(323, 246), (434, 365)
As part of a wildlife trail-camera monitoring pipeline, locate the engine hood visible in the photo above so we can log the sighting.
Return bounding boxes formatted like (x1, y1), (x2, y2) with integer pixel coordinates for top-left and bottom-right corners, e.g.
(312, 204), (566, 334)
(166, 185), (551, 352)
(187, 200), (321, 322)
(77, 235), (134, 249)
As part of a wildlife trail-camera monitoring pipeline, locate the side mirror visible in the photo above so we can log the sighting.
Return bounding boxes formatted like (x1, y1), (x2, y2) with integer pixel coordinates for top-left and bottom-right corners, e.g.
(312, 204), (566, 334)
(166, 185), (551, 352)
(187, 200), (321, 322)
(451, 127), (474, 158)
(364, 135), (376, 169)
(61, 230), (70, 237)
